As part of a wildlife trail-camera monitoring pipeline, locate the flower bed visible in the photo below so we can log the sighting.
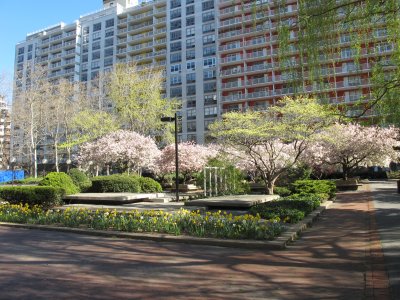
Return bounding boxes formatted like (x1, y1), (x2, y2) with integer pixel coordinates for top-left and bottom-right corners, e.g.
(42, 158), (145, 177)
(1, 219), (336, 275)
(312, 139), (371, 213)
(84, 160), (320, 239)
(0, 203), (284, 240)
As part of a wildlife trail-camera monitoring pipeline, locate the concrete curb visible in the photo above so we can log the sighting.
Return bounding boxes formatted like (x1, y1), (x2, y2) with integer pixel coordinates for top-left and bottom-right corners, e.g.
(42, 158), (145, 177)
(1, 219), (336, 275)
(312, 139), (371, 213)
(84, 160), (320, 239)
(0, 201), (332, 250)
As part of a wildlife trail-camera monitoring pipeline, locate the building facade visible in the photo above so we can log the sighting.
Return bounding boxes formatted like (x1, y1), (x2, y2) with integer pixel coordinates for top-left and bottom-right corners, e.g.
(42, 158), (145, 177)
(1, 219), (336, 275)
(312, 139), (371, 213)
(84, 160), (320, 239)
(13, 0), (392, 163)
(0, 96), (11, 169)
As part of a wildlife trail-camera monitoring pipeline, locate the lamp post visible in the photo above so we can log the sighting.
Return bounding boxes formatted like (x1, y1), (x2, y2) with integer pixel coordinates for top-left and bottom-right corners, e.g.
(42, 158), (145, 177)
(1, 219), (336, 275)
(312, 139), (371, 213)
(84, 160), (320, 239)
(42, 158), (48, 177)
(66, 159), (72, 173)
(10, 157), (16, 186)
(161, 112), (179, 202)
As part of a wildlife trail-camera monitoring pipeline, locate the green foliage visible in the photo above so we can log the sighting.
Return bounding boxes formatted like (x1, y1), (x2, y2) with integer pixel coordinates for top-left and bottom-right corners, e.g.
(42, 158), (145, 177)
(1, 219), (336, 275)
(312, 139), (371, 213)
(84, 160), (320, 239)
(0, 186), (63, 209)
(6, 177), (43, 185)
(39, 172), (79, 195)
(291, 180), (336, 199)
(68, 168), (92, 192)
(273, 186), (292, 197)
(276, 164), (312, 187)
(0, 205), (284, 240)
(138, 176), (162, 193)
(250, 194), (322, 223)
(388, 171), (400, 179)
(196, 158), (250, 195)
(89, 174), (141, 193)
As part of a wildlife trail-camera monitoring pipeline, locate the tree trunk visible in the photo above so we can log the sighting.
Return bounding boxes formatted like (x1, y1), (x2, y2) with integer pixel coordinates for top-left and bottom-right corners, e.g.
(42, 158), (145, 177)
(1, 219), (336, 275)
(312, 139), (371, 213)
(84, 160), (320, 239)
(342, 164), (349, 181)
(54, 141), (59, 172)
(33, 148), (38, 178)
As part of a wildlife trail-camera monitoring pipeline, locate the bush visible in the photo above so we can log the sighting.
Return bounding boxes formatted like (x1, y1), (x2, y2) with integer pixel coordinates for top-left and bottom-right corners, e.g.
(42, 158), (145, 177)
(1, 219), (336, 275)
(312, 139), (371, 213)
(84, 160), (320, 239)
(291, 180), (336, 199)
(89, 175), (141, 193)
(5, 177), (43, 185)
(68, 168), (91, 192)
(39, 172), (79, 195)
(0, 186), (63, 209)
(273, 186), (291, 197)
(250, 194), (322, 223)
(138, 176), (162, 193)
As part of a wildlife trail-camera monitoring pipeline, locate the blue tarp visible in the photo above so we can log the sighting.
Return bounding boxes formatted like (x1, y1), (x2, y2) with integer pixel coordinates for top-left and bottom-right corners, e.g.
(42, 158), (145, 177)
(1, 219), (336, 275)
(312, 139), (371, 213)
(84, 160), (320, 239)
(0, 170), (25, 183)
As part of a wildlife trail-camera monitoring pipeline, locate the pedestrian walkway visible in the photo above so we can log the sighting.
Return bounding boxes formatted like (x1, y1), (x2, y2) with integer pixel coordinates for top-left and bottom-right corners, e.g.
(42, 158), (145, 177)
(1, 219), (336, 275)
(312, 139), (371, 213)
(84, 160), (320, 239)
(0, 182), (394, 299)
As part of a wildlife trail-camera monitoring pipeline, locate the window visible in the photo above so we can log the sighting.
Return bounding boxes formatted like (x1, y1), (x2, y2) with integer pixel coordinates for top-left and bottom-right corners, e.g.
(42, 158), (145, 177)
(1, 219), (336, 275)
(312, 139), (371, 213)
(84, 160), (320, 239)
(82, 35), (89, 44)
(93, 32), (101, 41)
(105, 28), (114, 37)
(187, 97), (196, 107)
(170, 87), (182, 97)
(203, 69), (216, 80)
(91, 71), (99, 79)
(171, 41), (182, 52)
(186, 0), (194, 4)
(187, 121), (196, 132)
(106, 18), (114, 28)
(171, 0), (181, 9)
(186, 16), (195, 26)
(187, 61), (195, 70)
(204, 119), (214, 130)
(202, 0), (214, 11)
(170, 64), (181, 72)
(92, 41), (101, 50)
(81, 73), (88, 81)
(82, 54), (88, 63)
(104, 57), (113, 67)
(17, 55), (24, 63)
(18, 47), (24, 55)
(83, 26), (90, 34)
(91, 60), (101, 69)
(105, 38), (114, 47)
(104, 48), (114, 57)
(27, 53), (32, 60)
(81, 63), (88, 71)
(92, 51), (101, 60)
(171, 8), (181, 19)
(186, 27), (195, 37)
(186, 38), (195, 48)
(186, 49), (195, 60)
(376, 43), (393, 53)
(202, 11), (214, 22)
(204, 82), (216, 93)
(204, 106), (218, 116)
(203, 34), (215, 45)
(186, 5), (194, 15)
(93, 22), (102, 32)
(28, 44), (33, 52)
(170, 74), (182, 85)
(186, 72), (196, 83)
(171, 20), (181, 30)
(187, 108), (196, 119)
(347, 76), (361, 86)
(348, 90), (362, 102)
(170, 52), (182, 63)
(170, 30), (182, 41)
(203, 57), (216, 67)
(202, 23), (215, 33)
(340, 34), (351, 44)
(187, 85), (196, 95)
(341, 48), (355, 58)
(203, 45), (216, 56)
(204, 94), (217, 104)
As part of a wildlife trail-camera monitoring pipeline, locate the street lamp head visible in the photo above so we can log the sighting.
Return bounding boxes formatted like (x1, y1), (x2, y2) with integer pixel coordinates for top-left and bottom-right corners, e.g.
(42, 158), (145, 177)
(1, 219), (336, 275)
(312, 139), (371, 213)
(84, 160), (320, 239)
(161, 116), (175, 122)
(42, 158), (48, 164)
(66, 159), (72, 165)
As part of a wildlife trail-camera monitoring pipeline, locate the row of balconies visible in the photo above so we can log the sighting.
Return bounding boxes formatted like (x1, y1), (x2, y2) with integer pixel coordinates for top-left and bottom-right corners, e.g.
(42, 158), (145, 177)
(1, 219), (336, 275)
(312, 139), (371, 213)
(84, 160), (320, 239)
(41, 31), (76, 44)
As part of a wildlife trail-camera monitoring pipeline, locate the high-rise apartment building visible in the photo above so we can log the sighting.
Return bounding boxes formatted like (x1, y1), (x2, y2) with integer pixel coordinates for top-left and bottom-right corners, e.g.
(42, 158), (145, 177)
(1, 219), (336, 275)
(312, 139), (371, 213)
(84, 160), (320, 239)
(0, 96), (11, 168)
(13, 0), (391, 159)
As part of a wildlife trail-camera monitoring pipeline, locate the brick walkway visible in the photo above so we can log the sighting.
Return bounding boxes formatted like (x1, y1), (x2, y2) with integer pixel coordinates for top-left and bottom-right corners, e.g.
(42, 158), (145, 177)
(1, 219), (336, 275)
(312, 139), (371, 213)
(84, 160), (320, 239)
(0, 185), (391, 299)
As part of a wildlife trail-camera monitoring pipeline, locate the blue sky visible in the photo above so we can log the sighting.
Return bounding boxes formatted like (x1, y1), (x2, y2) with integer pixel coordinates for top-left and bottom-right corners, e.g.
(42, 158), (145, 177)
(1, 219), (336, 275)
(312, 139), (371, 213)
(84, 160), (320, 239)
(0, 0), (100, 100)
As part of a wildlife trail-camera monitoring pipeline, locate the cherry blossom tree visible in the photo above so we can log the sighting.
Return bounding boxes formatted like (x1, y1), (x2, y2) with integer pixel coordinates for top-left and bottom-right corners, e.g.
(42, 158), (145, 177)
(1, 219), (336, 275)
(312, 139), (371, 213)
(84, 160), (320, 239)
(209, 96), (338, 194)
(156, 142), (219, 183)
(304, 123), (398, 180)
(78, 130), (160, 176)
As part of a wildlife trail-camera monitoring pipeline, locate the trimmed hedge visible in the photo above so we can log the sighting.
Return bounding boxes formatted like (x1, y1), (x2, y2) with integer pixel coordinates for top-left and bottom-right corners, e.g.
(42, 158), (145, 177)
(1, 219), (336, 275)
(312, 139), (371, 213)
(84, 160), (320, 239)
(250, 194), (322, 223)
(273, 186), (292, 197)
(0, 186), (63, 209)
(39, 172), (79, 195)
(89, 175), (141, 193)
(291, 180), (336, 199)
(138, 177), (162, 193)
(68, 168), (92, 192)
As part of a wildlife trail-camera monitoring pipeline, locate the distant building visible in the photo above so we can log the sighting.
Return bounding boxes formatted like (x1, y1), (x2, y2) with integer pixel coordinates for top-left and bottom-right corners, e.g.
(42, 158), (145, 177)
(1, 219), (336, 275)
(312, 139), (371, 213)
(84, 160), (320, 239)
(0, 96), (11, 169)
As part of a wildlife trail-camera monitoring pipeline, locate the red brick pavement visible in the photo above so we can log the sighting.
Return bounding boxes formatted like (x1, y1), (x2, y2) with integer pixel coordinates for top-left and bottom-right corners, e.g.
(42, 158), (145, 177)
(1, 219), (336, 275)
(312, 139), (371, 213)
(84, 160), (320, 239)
(0, 185), (391, 299)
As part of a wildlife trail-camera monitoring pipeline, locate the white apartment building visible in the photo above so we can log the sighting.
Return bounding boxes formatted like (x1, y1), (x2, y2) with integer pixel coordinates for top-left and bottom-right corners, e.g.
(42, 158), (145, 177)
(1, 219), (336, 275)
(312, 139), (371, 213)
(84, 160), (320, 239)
(0, 96), (11, 169)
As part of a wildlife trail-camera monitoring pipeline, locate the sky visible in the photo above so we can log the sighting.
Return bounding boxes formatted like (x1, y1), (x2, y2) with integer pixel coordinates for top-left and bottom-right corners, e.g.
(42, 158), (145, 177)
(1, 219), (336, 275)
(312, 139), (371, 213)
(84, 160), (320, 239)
(0, 0), (100, 102)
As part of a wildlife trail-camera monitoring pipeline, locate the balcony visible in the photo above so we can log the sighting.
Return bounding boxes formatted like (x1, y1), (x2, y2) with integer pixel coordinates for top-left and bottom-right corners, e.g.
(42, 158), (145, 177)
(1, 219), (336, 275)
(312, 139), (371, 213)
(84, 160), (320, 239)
(220, 55), (243, 64)
(221, 80), (242, 89)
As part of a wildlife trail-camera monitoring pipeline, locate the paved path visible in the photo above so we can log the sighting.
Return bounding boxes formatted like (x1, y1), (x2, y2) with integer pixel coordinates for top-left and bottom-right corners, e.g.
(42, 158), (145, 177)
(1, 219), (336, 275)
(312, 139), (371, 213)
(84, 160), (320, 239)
(370, 180), (400, 300)
(0, 183), (393, 299)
